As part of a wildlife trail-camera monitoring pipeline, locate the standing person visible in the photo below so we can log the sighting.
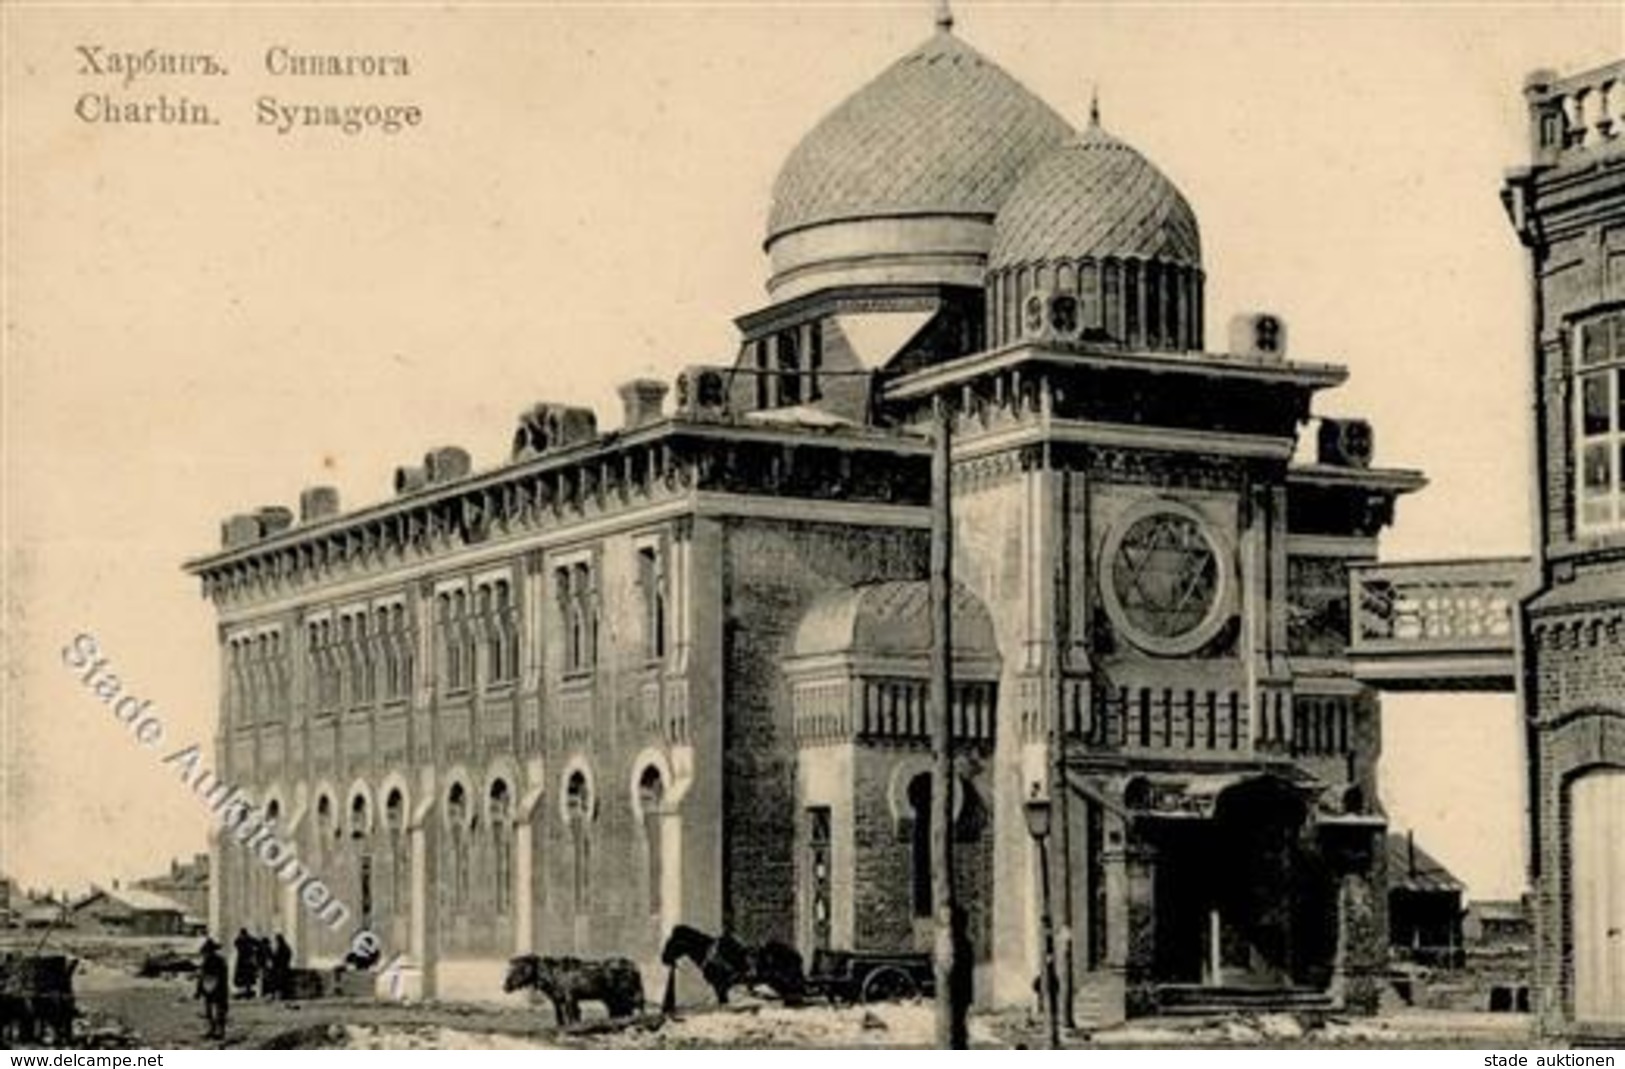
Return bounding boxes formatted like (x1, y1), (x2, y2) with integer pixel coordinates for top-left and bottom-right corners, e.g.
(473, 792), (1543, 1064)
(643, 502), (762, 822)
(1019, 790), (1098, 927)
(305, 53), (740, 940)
(257, 936), (274, 999)
(195, 938), (229, 1041)
(231, 928), (259, 998)
(270, 934), (293, 1000)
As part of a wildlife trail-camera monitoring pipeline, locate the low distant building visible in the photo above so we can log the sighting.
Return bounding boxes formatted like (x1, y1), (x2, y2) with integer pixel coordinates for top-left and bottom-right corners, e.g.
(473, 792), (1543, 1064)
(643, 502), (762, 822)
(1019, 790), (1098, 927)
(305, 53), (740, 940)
(1387, 832), (1465, 967)
(132, 855), (209, 922)
(20, 897), (68, 930)
(71, 887), (191, 937)
(1465, 899), (1533, 949)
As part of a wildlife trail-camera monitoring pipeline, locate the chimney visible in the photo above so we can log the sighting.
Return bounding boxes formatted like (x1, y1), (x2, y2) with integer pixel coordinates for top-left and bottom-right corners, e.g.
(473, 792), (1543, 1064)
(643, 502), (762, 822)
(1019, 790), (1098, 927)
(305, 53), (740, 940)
(618, 378), (670, 430)
(513, 403), (599, 459)
(395, 464), (428, 495)
(256, 506), (294, 536)
(1408, 830), (1417, 880)
(220, 513), (263, 548)
(299, 486), (341, 524)
(424, 446), (472, 485)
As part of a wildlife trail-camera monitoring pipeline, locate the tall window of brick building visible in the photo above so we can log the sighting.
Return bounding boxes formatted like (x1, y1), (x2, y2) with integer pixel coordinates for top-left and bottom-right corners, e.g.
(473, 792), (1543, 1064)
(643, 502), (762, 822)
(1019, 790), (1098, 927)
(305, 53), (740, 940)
(637, 546), (667, 662)
(338, 615), (357, 708)
(228, 639), (244, 725)
(478, 580), (518, 686)
(385, 789), (406, 925)
(558, 564), (597, 675)
(478, 584), (499, 683)
(393, 604), (414, 699)
(248, 635), (265, 722)
(1575, 311), (1625, 532)
(356, 614), (376, 705)
(495, 581), (518, 683)
(566, 772), (591, 915)
(349, 794), (372, 930)
(315, 794), (336, 851)
(907, 774), (933, 919)
(447, 783), (469, 909)
(270, 632), (287, 715)
(377, 607), (397, 701)
(638, 767), (664, 917)
(808, 807), (832, 951)
(490, 779), (513, 916)
(459, 590), (476, 690)
(263, 800), (282, 922)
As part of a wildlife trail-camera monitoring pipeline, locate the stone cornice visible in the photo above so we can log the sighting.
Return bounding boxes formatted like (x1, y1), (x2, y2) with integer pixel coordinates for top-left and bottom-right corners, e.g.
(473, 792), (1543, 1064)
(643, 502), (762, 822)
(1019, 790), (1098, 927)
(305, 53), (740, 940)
(1287, 463), (1428, 496)
(882, 341), (1348, 403)
(187, 419), (931, 605)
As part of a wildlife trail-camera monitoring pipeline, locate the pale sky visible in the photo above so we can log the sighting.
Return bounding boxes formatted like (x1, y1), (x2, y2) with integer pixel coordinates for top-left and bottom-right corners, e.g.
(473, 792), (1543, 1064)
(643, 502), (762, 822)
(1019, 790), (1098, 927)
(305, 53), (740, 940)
(4, 2), (1621, 901)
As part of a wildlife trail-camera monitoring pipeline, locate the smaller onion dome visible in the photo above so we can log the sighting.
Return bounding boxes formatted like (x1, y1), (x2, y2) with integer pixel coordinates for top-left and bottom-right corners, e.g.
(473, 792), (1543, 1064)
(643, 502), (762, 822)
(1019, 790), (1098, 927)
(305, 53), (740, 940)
(987, 110), (1205, 352)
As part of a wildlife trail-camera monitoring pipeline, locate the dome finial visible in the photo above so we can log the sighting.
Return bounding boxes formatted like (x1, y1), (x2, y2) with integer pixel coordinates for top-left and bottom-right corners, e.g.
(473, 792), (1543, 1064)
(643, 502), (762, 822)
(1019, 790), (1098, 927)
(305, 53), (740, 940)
(1089, 84), (1101, 127)
(934, 0), (954, 33)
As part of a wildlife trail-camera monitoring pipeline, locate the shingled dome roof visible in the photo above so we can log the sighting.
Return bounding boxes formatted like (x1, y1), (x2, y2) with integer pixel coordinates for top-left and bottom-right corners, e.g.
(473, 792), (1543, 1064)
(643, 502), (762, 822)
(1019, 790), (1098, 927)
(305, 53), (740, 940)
(989, 120), (1202, 271)
(790, 580), (998, 663)
(765, 30), (1075, 244)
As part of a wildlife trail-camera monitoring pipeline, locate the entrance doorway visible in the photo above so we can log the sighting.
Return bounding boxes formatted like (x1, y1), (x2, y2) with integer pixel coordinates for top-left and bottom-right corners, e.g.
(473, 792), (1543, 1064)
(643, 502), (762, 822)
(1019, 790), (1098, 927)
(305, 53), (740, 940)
(1571, 768), (1625, 1024)
(1148, 777), (1337, 992)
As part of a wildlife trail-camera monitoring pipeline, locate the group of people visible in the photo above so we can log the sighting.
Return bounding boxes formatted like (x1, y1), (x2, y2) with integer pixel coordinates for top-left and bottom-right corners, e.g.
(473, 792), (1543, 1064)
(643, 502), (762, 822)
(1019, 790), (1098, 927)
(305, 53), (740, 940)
(232, 929), (294, 1000)
(192, 929), (295, 1040)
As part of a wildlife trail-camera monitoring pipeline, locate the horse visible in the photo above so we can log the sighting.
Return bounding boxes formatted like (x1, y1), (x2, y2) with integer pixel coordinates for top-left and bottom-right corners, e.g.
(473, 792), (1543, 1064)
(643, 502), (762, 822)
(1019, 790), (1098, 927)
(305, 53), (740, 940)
(658, 924), (807, 1011)
(503, 954), (644, 1026)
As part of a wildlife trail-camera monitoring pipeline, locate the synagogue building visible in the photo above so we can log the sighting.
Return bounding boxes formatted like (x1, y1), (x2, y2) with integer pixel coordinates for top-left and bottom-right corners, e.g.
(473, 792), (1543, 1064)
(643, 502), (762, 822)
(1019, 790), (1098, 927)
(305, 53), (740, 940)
(186, 14), (1424, 1021)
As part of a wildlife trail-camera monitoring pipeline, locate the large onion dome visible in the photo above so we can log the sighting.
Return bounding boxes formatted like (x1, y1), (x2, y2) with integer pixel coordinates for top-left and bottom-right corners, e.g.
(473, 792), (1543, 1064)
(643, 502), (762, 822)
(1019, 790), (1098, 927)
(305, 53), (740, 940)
(763, 27), (1074, 300)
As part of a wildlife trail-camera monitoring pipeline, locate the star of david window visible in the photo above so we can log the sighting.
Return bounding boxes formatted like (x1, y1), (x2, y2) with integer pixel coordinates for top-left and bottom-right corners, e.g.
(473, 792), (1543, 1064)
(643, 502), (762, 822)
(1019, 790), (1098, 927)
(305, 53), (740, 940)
(1102, 506), (1228, 656)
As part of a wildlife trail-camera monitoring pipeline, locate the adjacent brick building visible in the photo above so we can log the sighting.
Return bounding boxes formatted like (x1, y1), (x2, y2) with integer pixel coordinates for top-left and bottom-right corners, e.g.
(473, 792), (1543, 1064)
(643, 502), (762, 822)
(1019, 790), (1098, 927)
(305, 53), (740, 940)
(186, 15), (1421, 1021)
(1505, 59), (1625, 1038)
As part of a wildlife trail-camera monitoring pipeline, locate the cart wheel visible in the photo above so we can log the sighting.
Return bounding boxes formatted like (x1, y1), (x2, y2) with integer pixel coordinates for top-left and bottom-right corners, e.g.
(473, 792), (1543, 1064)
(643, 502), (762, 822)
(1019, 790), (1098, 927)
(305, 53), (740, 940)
(860, 967), (918, 1004)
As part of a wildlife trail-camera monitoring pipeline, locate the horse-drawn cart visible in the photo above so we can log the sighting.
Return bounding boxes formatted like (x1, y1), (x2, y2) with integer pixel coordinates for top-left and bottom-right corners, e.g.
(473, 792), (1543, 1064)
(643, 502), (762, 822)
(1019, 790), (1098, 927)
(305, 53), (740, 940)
(807, 949), (933, 1004)
(0, 953), (77, 1046)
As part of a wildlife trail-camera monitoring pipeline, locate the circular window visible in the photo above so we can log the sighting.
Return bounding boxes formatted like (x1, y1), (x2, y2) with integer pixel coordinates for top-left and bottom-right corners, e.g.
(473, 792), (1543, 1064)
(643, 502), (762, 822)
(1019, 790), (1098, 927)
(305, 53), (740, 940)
(1100, 503), (1229, 656)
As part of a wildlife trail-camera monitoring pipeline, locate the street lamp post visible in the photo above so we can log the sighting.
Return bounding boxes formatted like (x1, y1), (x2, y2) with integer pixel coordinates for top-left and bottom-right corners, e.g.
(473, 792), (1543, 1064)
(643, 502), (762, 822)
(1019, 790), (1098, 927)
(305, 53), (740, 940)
(1025, 790), (1062, 1050)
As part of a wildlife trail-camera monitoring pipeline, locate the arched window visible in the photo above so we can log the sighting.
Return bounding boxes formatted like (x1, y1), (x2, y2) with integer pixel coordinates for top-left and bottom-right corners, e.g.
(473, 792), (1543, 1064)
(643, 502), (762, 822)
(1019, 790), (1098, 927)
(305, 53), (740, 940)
(384, 788), (406, 920)
(315, 793), (337, 847)
(907, 773), (933, 919)
(447, 783), (469, 908)
(349, 793), (369, 841)
(497, 581), (518, 682)
(489, 779), (513, 915)
(479, 585), (501, 683)
(637, 767), (664, 917)
(565, 772), (591, 915)
(394, 604), (413, 699)
(263, 799), (282, 921)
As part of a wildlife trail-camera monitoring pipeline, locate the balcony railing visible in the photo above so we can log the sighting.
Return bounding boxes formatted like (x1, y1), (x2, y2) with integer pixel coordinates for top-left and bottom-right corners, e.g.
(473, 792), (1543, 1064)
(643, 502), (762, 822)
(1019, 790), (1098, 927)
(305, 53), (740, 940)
(1528, 61), (1625, 165)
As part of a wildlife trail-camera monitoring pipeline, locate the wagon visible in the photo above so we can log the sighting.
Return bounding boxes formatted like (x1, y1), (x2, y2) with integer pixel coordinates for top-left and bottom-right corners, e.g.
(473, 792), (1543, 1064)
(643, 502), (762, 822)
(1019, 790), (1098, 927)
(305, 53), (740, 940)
(807, 949), (934, 1004)
(0, 953), (78, 1046)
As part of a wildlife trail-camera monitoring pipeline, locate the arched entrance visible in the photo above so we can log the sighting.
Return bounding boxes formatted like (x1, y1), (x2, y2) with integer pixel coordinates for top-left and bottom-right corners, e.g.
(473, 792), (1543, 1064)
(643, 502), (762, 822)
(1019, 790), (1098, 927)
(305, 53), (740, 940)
(1143, 775), (1338, 993)
(1571, 768), (1625, 1024)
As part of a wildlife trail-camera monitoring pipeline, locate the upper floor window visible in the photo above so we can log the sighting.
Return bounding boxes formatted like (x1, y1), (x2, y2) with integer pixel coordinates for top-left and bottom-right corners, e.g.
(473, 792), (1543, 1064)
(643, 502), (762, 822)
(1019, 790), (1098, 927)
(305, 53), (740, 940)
(1575, 311), (1625, 534)
(751, 322), (823, 410)
(637, 544), (667, 663)
(480, 579), (519, 686)
(556, 562), (598, 676)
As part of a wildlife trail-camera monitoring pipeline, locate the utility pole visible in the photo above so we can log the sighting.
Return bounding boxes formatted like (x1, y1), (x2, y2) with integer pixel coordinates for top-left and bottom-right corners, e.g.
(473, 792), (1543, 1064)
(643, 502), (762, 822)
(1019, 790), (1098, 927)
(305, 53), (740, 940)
(930, 392), (967, 1049)
(1043, 383), (1077, 1033)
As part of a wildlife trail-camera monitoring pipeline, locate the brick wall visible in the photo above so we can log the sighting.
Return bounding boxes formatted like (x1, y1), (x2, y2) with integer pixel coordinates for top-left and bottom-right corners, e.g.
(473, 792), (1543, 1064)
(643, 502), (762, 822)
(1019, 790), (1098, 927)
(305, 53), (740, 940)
(721, 518), (928, 944)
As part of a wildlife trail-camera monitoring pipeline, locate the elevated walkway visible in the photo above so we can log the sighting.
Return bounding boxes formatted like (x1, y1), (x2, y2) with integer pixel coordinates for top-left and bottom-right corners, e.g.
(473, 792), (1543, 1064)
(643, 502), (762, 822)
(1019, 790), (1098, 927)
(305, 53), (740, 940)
(1347, 557), (1533, 692)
